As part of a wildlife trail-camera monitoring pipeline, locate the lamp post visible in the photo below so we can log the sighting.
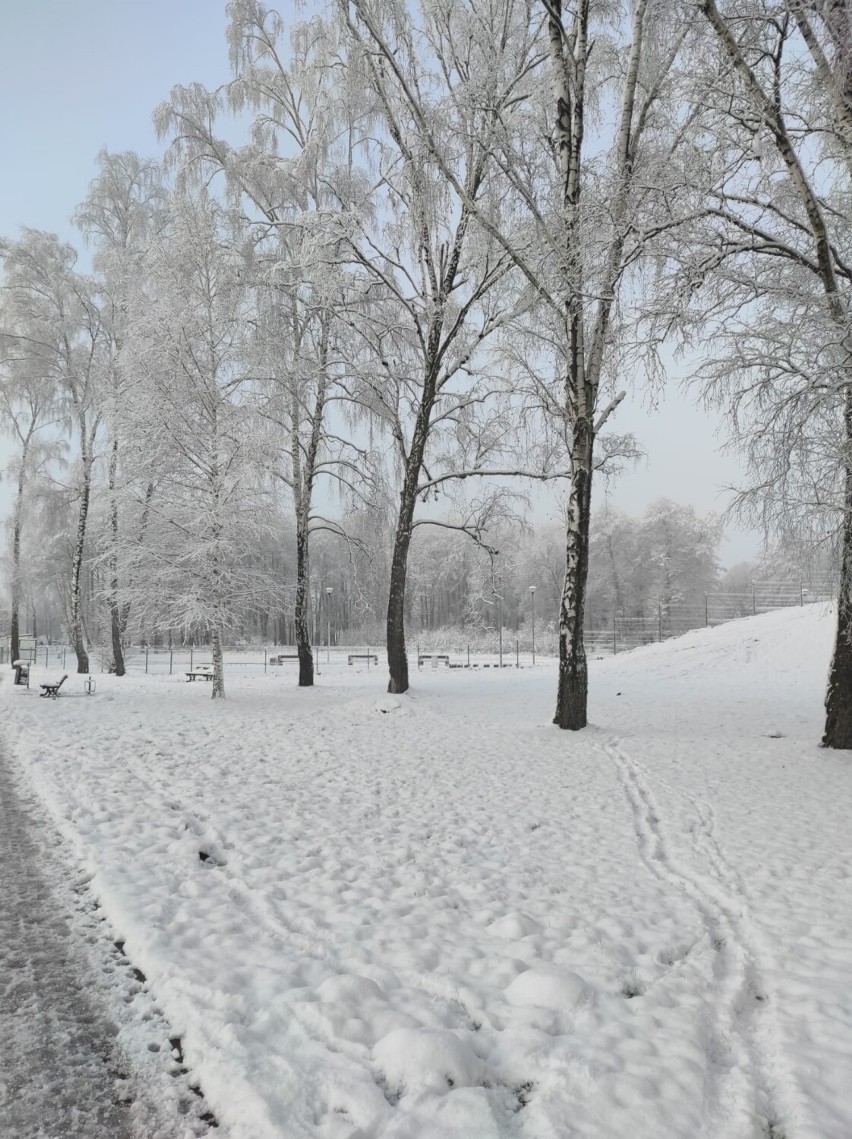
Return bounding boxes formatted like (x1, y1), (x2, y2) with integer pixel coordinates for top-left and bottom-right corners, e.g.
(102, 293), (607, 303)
(326, 586), (333, 662)
(529, 585), (536, 666)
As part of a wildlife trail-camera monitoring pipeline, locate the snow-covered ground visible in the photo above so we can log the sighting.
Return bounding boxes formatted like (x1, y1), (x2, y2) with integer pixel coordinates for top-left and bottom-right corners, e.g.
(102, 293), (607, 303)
(3, 605), (851, 1139)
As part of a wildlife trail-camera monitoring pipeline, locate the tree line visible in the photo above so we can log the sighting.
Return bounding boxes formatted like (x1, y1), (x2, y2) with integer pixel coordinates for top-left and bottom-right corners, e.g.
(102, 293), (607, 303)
(2, 0), (851, 746)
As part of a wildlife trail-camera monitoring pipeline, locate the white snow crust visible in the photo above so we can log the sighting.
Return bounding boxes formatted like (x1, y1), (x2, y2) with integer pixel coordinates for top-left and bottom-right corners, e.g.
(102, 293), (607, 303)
(4, 604), (852, 1139)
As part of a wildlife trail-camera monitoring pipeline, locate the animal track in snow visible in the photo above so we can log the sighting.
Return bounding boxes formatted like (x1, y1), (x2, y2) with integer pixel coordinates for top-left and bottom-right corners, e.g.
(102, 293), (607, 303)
(605, 739), (806, 1139)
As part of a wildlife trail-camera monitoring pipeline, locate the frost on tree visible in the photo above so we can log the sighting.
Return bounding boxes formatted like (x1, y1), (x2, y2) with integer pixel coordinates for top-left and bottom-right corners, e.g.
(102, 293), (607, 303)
(0, 232), (104, 675)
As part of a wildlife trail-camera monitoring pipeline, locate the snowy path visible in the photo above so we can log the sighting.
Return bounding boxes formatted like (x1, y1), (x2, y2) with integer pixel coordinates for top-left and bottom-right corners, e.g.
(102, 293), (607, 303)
(0, 740), (137, 1139)
(0, 736), (219, 1139)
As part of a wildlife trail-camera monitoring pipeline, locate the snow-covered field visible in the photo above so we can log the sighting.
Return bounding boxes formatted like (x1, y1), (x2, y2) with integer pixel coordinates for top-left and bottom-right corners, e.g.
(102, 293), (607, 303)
(4, 605), (851, 1139)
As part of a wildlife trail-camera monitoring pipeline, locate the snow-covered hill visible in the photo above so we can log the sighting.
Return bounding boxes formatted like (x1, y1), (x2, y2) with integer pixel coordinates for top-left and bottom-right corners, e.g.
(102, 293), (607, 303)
(4, 604), (850, 1139)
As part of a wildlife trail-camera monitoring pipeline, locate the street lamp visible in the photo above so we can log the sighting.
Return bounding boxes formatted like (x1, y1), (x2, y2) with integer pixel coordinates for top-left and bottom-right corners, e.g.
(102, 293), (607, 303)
(326, 586), (333, 662)
(529, 585), (536, 666)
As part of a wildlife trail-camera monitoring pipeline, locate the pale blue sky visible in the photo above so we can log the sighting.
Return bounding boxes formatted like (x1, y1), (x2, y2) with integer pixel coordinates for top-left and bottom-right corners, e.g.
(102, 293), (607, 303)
(0, 0), (230, 244)
(0, 0), (761, 565)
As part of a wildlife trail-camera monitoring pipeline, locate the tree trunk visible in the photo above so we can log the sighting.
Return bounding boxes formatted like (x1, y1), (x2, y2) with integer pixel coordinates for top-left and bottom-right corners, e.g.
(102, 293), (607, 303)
(823, 393), (852, 748)
(294, 518), (314, 687)
(10, 454), (27, 666)
(385, 376), (435, 693)
(211, 624), (225, 700)
(107, 438), (126, 676)
(554, 417), (594, 730)
(386, 501), (415, 693)
(69, 460), (92, 674)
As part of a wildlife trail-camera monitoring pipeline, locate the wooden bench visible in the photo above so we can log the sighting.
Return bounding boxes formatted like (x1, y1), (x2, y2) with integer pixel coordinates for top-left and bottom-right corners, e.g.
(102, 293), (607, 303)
(270, 654), (299, 665)
(418, 654), (450, 667)
(347, 654), (378, 665)
(12, 660), (30, 688)
(186, 668), (214, 682)
(39, 674), (68, 698)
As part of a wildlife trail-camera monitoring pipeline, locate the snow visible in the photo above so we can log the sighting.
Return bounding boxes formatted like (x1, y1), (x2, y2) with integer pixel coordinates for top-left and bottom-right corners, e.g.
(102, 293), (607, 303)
(3, 604), (852, 1139)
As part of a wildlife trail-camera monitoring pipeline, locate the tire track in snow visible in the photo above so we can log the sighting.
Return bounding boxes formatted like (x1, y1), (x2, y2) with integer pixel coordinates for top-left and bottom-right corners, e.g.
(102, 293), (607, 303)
(605, 739), (805, 1139)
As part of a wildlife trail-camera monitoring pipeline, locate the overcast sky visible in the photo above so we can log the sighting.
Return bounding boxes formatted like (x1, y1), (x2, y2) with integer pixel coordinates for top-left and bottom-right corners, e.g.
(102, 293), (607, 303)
(0, 0), (762, 567)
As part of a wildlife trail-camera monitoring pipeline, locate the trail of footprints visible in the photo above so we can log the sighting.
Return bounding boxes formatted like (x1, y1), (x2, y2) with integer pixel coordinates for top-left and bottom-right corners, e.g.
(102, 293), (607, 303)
(605, 739), (799, 1139)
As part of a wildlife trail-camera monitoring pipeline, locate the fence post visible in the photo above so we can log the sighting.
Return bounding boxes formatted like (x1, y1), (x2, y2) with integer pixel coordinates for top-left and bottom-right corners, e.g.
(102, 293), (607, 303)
(169, 647), (173, 675)
(800, 582), (804, 606)
(658, 603), (662, 643)
(62, 648), (66, 669)
(145, 646), (149, 674)
(264, 649), (267, 675)
(44, 645), (48, 668)
(613, 615), (617, 655)
(467, 644), (470, 667)
(516, 638), (519, 667)
(190, 645), (194, 671)
(705, 592), (709, 627)
(367, 645), (371, 670)
(417, 642), (420, 670)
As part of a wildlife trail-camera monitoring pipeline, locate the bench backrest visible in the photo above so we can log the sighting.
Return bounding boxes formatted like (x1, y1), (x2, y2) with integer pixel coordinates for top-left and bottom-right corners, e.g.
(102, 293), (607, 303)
(56, 674), (68, 690)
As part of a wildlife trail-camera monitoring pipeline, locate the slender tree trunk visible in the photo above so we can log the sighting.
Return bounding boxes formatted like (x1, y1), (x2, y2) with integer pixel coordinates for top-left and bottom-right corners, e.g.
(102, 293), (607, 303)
(554, 416), (594, 729)
(107, 438), (126, 676)
(824, 391), (852, 748)
(70, 458), (92, 674)
(9, 448), (28, 665)
(294, 511), (314, 687)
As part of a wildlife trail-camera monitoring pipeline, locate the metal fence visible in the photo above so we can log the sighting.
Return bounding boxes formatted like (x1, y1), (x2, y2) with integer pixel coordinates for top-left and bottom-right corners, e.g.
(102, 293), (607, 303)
(1, 578), (837, 674)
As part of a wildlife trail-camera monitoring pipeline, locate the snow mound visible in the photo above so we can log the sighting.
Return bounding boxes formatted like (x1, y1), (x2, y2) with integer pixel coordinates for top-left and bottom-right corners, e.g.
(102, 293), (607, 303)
(374, 695), (401, 715)
(505, 966), (589, 1009)
(487, 911), (542, 940)
(316, 973), (387, 1005)
(373, 1028), (483, 1094)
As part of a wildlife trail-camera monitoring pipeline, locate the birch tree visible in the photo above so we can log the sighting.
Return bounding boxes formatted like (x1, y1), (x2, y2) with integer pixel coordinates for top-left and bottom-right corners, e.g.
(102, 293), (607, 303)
(337, 0), (568, 694)
(121, 189), (262, 699)
(348, 0), (695, 721)
(0, 231), (104, 673)
(156, 1), (371, 688)
(74, 150), (167, 676)
(665, 0), (852, 746)
(0, 320), (60, 663)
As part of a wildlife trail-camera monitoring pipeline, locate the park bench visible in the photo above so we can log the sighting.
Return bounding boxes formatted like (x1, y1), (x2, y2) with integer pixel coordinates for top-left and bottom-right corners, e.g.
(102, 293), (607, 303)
(347, 653), (378, 665)
(12, 660), (30, 687)
(270, 654), (299, 665)
(39, 674), (68, 699)
(186, 667), (214, 682)
(418, 653), (450, 667)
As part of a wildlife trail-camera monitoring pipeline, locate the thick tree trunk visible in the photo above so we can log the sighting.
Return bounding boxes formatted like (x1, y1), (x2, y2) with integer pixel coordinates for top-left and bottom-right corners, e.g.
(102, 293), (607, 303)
(823, 395), (852, 748)
(386, 410), (432, 694)
(294, 519), (314, 687)
(386, 500), (415, 694)
(554, 418), (594, 730)
(107, 439), (126, 677)
(69, 461), (92, 675)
